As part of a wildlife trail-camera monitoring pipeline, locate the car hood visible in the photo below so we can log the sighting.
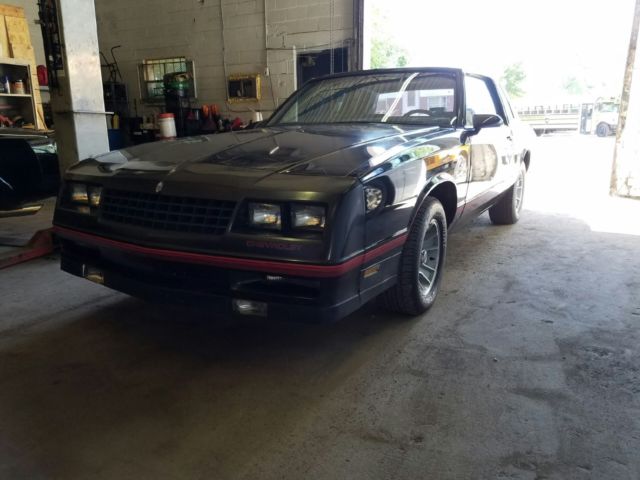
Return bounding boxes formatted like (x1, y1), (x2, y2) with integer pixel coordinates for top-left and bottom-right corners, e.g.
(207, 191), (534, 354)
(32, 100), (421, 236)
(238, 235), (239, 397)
(89, 124), (441, 180)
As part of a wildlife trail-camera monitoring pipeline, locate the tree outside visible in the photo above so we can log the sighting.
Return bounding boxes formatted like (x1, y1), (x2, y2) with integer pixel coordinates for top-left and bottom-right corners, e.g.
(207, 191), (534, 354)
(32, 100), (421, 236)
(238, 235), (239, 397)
(562, 76), (585, 95)
(368, 5), (410, 68)
(501, 63), (526, 98)
(370, 38), (409, 68)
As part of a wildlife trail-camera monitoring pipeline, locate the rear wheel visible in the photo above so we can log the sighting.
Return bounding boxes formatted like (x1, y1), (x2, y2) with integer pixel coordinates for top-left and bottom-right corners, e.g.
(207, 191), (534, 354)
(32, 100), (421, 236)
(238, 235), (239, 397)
(382, 197), (447, 316)
(489, 162), (526, 225)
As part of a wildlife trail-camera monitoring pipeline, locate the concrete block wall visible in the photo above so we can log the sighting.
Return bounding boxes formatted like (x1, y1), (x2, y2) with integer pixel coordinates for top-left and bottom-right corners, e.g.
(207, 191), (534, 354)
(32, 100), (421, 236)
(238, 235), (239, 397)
(265, 0), (354, 107)
(94, 0), (355, 121)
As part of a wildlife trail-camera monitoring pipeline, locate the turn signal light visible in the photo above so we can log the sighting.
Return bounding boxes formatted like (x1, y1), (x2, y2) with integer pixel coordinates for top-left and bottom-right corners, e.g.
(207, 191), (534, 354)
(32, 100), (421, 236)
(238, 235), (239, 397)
(364, 185), (384, 212)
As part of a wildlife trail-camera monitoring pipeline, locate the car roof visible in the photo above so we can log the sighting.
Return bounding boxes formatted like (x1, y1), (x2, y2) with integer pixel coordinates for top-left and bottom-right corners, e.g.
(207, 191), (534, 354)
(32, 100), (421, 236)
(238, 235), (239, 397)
(309, 67), (477, 83)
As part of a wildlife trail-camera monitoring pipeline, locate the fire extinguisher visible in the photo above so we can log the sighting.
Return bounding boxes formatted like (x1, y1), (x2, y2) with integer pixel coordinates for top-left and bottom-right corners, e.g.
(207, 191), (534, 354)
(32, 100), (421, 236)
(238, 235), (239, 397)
(37, 65), (48, 86)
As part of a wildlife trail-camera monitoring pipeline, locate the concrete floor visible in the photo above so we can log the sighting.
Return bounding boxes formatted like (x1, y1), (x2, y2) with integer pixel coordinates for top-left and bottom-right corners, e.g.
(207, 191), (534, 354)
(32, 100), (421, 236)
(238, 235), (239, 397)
(0, 198), (55, 257)
(0, 134), (639, 480)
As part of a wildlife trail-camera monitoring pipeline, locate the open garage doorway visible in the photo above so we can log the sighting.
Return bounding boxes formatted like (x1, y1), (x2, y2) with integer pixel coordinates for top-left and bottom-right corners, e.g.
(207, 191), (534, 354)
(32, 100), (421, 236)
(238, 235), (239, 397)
(362, 0), (634, 104)
(361, 0), (640, 234)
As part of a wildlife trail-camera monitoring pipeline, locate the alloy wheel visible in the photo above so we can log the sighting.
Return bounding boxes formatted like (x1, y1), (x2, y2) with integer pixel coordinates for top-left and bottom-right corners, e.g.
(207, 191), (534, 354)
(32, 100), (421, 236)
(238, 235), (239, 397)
(418, 220), (441, 296)
(514, 172), (525, 213)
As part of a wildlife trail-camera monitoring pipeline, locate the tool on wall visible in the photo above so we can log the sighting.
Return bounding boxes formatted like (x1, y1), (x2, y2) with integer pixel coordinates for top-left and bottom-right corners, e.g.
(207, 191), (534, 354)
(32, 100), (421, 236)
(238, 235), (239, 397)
(37, 0), (64, 91)
(100, 45), (129, 149)
(100, 45), (123, 84)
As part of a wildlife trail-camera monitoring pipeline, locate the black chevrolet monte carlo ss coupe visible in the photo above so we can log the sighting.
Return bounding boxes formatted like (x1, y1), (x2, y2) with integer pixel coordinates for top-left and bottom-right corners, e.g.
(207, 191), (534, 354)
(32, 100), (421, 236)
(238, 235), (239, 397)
(53, 68), (532, 322)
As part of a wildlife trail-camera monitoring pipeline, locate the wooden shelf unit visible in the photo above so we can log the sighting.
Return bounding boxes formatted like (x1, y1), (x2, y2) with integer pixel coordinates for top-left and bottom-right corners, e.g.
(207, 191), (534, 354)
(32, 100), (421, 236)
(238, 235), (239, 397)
(0, 5), (46, 129)
(0, 59), (37, 128)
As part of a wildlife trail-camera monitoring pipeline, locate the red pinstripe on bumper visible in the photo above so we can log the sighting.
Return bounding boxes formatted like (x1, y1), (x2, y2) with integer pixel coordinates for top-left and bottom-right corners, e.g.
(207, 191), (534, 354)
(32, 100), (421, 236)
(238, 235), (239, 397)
(53, 226), (407, 278)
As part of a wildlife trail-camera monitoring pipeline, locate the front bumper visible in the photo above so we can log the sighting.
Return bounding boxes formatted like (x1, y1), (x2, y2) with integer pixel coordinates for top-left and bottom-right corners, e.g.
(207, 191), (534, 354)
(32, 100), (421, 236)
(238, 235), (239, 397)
(56, 228), (366, 323)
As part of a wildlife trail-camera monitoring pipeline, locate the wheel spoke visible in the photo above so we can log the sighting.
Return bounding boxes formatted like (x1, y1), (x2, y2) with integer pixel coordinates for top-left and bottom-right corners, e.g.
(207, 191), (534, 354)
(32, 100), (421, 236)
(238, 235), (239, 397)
(424, 234), (437, 245)
(514, 176), (524, 210)
(418, 270), (432, 285)
(417, 219), (442, 297)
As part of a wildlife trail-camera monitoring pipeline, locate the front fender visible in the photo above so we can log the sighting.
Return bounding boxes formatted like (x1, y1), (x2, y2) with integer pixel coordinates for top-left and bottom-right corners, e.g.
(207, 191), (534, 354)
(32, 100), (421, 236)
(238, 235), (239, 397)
(409, 173), (459, 228)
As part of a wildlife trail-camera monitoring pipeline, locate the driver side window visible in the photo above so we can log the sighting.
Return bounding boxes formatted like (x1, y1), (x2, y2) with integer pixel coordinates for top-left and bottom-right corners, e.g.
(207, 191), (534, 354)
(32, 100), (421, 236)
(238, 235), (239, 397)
(465, 76), (499, 126)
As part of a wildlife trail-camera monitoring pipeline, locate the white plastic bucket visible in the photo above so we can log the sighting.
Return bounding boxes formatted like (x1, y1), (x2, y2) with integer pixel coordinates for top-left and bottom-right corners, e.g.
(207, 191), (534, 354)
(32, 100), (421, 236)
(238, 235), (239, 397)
(158, 113), (177, 139)
(251, 111), (263, 123)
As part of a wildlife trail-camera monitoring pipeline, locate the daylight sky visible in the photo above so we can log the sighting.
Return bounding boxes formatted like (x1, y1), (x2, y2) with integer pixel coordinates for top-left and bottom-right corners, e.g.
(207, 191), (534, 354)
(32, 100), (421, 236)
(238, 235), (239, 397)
(367, 0), (636, 104)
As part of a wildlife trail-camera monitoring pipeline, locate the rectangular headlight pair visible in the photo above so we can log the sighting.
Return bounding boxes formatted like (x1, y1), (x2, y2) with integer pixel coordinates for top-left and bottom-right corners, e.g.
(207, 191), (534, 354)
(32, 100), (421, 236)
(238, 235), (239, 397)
(68, 183), (102, 213)
(292, 204), (325, 229)
(249, 203), (281, 229)
(248, 202), (325, 231)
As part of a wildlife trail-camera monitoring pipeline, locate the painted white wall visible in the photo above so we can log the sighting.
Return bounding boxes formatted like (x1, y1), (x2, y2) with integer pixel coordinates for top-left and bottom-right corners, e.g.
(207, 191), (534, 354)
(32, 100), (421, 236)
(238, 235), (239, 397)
(94, 0), (355, 121)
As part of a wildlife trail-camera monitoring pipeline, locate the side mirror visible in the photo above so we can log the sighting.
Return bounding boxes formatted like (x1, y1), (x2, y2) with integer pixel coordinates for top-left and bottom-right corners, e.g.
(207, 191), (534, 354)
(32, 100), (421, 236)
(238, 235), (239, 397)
(472, 113), (503, 132)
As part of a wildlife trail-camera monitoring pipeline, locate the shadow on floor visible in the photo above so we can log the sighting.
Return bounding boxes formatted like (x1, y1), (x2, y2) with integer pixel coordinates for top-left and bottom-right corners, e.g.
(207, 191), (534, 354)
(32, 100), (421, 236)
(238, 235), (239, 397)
(0, 209), (638, 479)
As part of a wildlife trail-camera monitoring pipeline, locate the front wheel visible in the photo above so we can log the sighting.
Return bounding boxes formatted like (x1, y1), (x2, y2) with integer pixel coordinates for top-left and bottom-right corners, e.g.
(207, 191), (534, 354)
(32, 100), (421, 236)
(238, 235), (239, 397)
(489, 162), (526, 225)
(382, 197), (447, 316)
(596, 123), (611, 137)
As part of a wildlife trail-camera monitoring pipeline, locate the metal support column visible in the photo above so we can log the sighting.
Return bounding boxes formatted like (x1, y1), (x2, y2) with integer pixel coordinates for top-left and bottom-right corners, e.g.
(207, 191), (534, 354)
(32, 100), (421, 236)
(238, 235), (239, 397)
(353, 0), (364, 70)
(49, 0), (109, 174)
(361, 0), (371, 70)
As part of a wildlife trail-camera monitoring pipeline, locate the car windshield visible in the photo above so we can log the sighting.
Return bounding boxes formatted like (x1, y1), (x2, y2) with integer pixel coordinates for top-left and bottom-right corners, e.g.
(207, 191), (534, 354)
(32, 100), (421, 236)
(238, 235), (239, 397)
(268, 72), (457, 128)
(598, 102), (619, 113)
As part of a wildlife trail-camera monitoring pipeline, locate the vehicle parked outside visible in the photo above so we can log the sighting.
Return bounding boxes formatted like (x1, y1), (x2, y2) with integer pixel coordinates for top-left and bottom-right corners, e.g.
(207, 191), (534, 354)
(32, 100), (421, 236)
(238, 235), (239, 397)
(580, 97), (619, 137)
(517, 102), (582, 136)
(517, 96), (620, 137)
(53, 68), (532, 322)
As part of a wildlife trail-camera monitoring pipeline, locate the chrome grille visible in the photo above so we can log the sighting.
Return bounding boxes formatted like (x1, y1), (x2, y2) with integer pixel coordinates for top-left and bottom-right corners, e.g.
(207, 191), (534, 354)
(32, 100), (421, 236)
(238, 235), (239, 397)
(100, 189), (235, 235)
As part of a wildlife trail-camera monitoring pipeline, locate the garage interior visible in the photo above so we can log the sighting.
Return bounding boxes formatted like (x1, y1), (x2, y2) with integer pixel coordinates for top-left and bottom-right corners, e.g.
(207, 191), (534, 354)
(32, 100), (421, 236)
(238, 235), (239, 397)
(1, 0), (640, 479)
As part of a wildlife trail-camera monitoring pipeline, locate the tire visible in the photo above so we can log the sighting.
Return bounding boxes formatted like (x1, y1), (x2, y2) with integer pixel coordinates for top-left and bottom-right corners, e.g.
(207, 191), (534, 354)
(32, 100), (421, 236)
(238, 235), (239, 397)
(489, 162), (526, 225)
(382, 197), (447, 316)
(596, 123), (611, 137)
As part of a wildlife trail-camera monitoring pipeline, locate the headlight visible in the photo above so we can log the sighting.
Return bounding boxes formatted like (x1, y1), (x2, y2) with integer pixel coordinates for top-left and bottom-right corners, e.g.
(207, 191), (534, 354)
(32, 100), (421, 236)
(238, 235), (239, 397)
(67, 183), (102, 213)
(364, 185), (384, 212)
(248, 202), (281, 229)
(291, 204), (325, 230)
(70, 183), (89, 203)
(88, 186), (102, 207)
